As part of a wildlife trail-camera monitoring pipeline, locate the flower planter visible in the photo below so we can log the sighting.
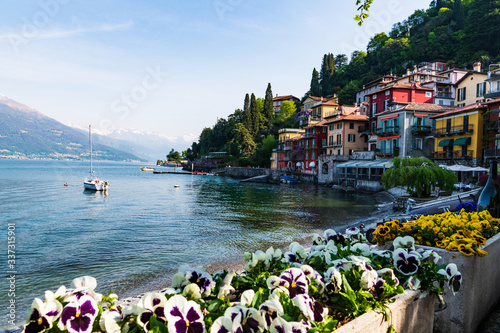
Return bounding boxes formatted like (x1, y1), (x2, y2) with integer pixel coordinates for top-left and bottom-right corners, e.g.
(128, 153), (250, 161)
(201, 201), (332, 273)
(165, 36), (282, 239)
(418, 232), (500, 333)
(336, 291), (434, 333)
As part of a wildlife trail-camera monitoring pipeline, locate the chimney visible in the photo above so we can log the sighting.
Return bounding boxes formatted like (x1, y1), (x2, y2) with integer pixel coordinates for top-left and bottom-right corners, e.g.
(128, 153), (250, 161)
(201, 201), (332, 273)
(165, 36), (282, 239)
(473, 62), (482, 72)
(406, 68), (410, 76)
(276, 94), (278, 97)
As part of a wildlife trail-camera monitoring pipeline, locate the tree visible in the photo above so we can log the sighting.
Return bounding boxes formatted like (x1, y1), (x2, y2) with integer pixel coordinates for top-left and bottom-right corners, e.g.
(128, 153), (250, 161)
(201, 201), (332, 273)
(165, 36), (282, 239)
(381, 157), (456, 198)
(309, 68), (321, 97)
(228, 123), (256, 158)
(167, 149), (181, 162)
(249, 93), (260, 135)
(276, 100), (297, 124)
(354, 0), (375, 25)
(263, 83), (274, 130)
(338, 80), (361, 105)
(254, 134), (277, 167)
(320, 54), (335, 96)
(243, 93), (252, 133)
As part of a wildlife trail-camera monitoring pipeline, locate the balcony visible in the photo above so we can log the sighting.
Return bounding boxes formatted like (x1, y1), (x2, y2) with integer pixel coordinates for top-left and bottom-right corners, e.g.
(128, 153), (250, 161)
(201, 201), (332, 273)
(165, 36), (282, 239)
(376, 148), (399, 158)
(485, 90), (500, 99)
(434, 124), (474, 137)
(358, 126), (369, 133)
(376, 126), (400, 137)
(484, 149), (500, 158)
(411, 125), (432, 136)
(432, 150), (473, 159)
(283, 146), (292, 151)
(435, 91), (453, 99)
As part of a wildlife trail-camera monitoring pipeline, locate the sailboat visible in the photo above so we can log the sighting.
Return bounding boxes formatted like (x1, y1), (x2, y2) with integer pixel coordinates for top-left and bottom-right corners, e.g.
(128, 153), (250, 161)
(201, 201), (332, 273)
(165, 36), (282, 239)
(84, 125), (109, 191)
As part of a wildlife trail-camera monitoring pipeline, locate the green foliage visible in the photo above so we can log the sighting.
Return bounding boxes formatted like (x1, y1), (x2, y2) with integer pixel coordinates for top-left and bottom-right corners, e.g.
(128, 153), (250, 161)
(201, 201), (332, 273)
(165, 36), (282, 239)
(166, 148), (181, 162)
(263, 83), (274, 130)
(382, 157), (457, 198)
(354, 0), (375, 25)
(310, 68), (321, 97)
(276, 100), (297, 124)
(250, 93), (260, 135)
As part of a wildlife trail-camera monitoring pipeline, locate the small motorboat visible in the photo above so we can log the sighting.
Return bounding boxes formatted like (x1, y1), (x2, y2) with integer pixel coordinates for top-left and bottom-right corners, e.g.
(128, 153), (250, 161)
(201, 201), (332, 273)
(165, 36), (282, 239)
(405, 188), (481, 215)
(280, 176), (298, 184)
(141, 167), (155, 171)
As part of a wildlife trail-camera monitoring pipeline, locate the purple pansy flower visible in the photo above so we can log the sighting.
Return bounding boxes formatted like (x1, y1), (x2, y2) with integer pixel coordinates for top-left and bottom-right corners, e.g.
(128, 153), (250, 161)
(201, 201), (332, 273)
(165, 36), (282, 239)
(136, 292), (167, 332)
(292, 294), (328, 323)
(438, 263), (462, 295)
(211, 306), (265, 333)
(259, 297), (284, 328)
(164, 295), (205, 333)
(269, 317), (307, 333)
(280, 268), (309, 298)
(323, 229), (346, 246)
(284, 243), (307, 265)
(172, 265), (215, 298)
(24, 298), (62, 333)
(393, 248), (420, 275)
(57, 295), (97, 333)
(324, 267), (342, 295)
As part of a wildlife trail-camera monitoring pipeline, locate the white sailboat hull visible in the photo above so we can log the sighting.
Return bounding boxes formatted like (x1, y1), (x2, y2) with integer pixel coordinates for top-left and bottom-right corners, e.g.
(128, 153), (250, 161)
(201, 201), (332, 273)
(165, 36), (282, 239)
(84, 179), (109, 191)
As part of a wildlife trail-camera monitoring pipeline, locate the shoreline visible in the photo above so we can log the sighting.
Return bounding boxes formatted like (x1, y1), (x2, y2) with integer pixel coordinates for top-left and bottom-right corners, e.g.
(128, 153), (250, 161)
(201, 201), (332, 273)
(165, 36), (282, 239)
(117, 190), (395, 307)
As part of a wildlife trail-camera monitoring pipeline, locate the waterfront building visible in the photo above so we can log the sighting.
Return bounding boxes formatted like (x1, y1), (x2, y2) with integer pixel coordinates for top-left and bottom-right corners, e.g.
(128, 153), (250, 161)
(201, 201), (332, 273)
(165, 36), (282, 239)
(454, 63), (488, 107)
(272, 95), (300, 114)
(482, 98), (500, 159)
(375, 103), (456, 159)
(273, 128), (303, 170)
(431, 103), (485, 166)
(297, 96), (339, 128)
(324, 114), (369, 156)
(365, 83), (434, 149)
(300, 120), (328, 173)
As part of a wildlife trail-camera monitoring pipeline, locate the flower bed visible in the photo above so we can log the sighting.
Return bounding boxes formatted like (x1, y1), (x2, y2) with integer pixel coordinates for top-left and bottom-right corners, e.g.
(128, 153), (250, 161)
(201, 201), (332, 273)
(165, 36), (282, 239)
(22, 228), (460, 333)
(372, 210), (500, 333)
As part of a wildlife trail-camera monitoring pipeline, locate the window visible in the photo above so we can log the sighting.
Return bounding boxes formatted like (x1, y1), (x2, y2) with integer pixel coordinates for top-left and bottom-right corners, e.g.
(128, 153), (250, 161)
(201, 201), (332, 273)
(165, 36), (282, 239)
(312, 140), (315, 148)
(425, 91), (432, 97)
(329, 125), (333, 131)
(477, 82), (486, 97)
(348, 134), (356, 142)
(372, 103), (377, 117)
(373, 94), (377, 99)
(384, 100), (389, 110)
(336, 134), (341, 145)
(337, 123), (342, 130)
(385, 90), (390, 96)
(306, 140), (309, 149)
(305, 151), (309, 159)
(413, 138), (423, 150)
(457, 87), (466, 101)
(349, 123), (354, 129)
(312, 151), (315, 159)
(337, 149), (341, 155)
(439, 100), (443, 105)
(329, 136), (333, 146)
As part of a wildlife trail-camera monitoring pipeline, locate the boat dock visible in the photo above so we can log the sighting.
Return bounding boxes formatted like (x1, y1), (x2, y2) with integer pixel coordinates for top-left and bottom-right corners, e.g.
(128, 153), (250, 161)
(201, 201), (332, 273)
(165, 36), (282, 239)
(153, 170), (193, 175)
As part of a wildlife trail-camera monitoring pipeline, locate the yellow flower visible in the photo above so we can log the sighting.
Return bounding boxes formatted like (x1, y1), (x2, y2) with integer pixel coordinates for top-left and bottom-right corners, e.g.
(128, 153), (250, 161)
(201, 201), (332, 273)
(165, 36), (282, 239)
(458, 244), (474, 256)
(476, 249), (488, 257)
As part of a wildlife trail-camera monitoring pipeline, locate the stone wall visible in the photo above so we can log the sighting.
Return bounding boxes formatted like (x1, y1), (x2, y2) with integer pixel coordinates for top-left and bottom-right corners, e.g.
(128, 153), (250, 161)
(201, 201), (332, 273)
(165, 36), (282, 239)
(225, 167), (317, 184)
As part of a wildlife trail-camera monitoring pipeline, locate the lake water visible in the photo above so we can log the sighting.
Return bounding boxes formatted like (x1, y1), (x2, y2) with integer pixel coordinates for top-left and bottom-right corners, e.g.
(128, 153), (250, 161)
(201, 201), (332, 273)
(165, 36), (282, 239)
(0, 159), (380, 329)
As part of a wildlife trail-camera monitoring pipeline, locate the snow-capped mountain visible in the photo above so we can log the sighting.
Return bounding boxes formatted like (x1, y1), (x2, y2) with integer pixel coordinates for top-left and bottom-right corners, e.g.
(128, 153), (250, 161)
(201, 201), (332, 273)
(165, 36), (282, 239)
(68, 125), (196, 161)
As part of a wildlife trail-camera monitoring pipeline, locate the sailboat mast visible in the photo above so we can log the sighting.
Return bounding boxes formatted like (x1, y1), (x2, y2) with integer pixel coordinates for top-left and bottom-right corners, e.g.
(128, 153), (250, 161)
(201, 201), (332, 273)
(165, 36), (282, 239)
(89, 125), (93, 179)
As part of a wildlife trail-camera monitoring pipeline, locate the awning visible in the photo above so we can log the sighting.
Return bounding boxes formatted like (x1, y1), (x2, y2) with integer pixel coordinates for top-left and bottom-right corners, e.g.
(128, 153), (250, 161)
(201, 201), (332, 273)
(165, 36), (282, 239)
(378, 135), (401, 140)
(438, 139), (454, 147)
(454, 137), (471, 146)
(414, 113), (428, 117)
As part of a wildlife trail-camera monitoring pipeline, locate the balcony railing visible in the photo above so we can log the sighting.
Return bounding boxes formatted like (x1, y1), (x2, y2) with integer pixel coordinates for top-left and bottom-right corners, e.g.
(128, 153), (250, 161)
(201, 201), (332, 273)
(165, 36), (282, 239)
(376, 126), (400, 137)
(283, 146), (292, 151)
(411, 125), (432, 136)
(358, 126), (369, 133)
(484, 149), (500, 158)
(432, 150), (473, 159)
(435, 91), (453, 98)
(485, 90), (500, 99)
(434, 124), (474, 137)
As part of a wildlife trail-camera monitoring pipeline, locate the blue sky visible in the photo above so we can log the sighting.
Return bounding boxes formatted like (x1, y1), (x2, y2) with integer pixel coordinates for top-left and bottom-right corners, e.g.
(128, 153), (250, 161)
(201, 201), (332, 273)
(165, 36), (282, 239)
(0, 0), (431, 146)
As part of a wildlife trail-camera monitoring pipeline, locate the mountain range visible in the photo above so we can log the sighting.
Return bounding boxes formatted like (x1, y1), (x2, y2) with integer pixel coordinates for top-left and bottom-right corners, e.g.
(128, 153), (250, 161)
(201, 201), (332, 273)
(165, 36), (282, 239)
(0, 94), (192, 161)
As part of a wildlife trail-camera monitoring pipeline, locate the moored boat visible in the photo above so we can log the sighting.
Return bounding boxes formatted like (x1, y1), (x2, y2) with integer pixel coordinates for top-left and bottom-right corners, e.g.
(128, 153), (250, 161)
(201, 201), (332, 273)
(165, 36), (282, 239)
(84, 125), (109, 191)
(141, 167), (155, 171)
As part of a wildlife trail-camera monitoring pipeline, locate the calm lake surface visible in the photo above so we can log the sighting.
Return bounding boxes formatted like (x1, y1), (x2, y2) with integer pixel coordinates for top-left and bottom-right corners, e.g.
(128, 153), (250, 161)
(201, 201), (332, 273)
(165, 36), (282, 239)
(0, 159), (380, 329)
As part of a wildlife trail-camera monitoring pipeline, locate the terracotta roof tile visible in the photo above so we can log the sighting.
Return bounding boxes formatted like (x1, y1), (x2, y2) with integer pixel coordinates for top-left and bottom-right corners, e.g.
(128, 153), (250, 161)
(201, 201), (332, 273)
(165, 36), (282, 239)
(273, 95), (299, 102)
(430, 102), (486, 118)
(367, 83), (434, 96)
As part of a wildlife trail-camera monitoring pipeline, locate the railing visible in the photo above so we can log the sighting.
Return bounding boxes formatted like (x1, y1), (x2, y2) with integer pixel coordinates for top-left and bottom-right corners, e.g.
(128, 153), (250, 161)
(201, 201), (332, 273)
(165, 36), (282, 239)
(432, 150), (473, 159)
(304, 132), (316, 138)
(484, 149), (500, 158)
(376, 126), (400, 137)
(284, 146), (292, 151)
(485, 90), (500, 99)
(358, 126), (369, 133)
(434, 124), (474, 137)
(411, 125), (432, 136)
(436, 91), (453, 98)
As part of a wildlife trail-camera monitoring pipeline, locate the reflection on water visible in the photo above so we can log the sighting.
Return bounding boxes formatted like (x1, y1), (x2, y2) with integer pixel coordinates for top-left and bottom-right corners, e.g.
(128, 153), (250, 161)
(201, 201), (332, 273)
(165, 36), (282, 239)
(0, 160), (378, 329)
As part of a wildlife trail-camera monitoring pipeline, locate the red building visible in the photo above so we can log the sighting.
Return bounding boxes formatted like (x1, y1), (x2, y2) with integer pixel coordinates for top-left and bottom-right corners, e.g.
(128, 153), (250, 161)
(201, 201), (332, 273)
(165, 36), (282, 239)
(366, 83), (434, 133)
(483, 98), (500, 158)
(298, 120), (328, 173)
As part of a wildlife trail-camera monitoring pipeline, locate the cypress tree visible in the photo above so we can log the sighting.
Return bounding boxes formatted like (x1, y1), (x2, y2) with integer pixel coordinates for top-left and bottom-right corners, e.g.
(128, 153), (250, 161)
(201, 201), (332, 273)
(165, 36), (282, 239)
(320, 53), (336, 97)
(243, 93), (252, 132)
(263, 83), (274, 129)
(310, 68), (321, 97)
(249, 93), (260, 135)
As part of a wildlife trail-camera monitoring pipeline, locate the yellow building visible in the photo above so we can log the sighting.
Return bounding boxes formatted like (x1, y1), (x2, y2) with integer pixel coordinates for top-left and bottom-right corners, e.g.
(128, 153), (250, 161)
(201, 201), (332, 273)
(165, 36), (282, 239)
(431, 103), (485, 164)
(298, 96), (339, 128)
(455, 71), (488, 108)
